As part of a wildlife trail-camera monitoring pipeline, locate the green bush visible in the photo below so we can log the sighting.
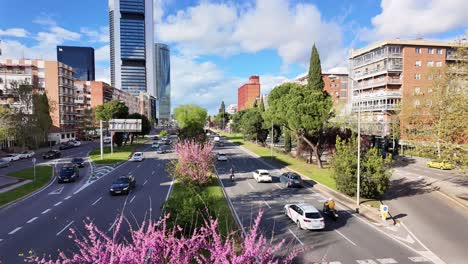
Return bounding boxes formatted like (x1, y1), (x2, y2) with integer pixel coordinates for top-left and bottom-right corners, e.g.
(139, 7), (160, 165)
(160, 130), (169, 137)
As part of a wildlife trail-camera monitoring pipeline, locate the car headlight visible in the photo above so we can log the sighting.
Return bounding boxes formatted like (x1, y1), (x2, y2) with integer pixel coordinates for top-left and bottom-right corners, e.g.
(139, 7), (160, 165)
(123, 187), (129, 190)
(110, 188), (114, 191)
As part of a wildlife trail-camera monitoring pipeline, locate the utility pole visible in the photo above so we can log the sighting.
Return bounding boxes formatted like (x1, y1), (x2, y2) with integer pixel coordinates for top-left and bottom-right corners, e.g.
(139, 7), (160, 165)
(271, 122), (274, 162)
(100, 120), (104, 160)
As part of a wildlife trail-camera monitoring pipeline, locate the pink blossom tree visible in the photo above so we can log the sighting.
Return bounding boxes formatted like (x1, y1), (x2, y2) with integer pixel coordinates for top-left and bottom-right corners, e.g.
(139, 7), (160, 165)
(173, 140), (214, 186)
(28, 211), (302, 263)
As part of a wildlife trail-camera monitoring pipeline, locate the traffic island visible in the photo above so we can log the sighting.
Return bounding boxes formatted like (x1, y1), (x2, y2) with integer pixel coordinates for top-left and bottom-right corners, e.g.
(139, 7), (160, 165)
(89, 145), (137, 165)
(0, 166), (54, 208)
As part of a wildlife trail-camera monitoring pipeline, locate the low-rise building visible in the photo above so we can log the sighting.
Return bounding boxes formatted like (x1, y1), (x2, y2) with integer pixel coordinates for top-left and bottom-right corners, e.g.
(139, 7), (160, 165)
(238, 76), (261, 110)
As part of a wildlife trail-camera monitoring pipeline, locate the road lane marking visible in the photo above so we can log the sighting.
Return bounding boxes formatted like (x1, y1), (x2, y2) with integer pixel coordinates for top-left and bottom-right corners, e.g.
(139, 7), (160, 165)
(247, 182), (255, 190)
(136, 164), (141, 168)
(377, 259), (398, 264)
(130, 195), (136, 204)
(334, 230), (357, 246)
(274, 183), (282, 188)
(64, 195), (72, 200)
(27, 217), (38, 223)
(8, 227), (22, 235)
(92, 197), (102, 206)
(408, 256), (430, 262)
(0, 239), (3, 242)
(41, 209), (51, 214)
(56, 221), (74, 236)
(287, 229), (304, 246)
(54, 201), (62, 206)
(49, 187), (64, 195)
(143, 179), (148, 186)
(152, 170), (155, 175)
(108, 217), (119, 232)
(263, 200), (271, 208)
(356, 260), (378, 264)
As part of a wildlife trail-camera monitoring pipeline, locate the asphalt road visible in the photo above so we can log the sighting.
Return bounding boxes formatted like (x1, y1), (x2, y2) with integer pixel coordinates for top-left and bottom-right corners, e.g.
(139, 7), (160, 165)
(0, 141), (175, 263)
(385, 160), (468, 264)
(214, 142), (444, 264)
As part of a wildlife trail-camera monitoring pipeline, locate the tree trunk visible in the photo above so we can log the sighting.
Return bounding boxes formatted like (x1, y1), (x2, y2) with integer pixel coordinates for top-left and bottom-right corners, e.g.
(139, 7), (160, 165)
(300, 134), (323, 168)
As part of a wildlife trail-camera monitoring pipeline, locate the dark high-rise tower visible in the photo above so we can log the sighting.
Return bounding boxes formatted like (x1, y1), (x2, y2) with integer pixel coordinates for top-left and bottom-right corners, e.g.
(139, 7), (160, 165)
(57, 46), (95, 81)
(154, 43), (171, 123)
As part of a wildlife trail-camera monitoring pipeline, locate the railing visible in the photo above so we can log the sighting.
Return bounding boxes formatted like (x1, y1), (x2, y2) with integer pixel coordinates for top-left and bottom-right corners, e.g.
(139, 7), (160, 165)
(355, 91), (402, 101)
(354, 77), (402, 90)
(354, 65), (402, 80)
(352, 103), (400, 112)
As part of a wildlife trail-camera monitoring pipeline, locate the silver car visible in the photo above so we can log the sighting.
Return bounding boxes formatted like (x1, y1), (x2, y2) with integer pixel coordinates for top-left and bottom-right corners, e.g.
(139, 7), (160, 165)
(0, 158), (11, 168)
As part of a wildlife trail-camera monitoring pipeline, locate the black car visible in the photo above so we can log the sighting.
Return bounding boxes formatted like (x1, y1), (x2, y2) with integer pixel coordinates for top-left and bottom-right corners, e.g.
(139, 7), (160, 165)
(279, 172), (303, 188)
(58, 143), (73, 150)
(42, 150), (61, 159)
(71, 157), (85, 168)
(58, 164), (80, 183)
(110, 175), (136, 195)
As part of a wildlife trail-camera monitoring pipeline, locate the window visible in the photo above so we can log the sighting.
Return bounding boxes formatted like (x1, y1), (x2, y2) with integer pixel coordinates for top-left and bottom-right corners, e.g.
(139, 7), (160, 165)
(427, 100), (433, 108)
(415, 60), (421, 67)
(415, 73), (421, 80)
(428, 88), (433, 93)
(415, 48), (421, 54)
(436, 48), (443, 55)
(427, 61), (434, 67)
(428, 74), (433, 80)
(414, 99), (421, 108)
(414, 87), (421, 95)
(428, 48), (434, 54)
(436, 61), (442, 67)
(61, 134), (65, 139)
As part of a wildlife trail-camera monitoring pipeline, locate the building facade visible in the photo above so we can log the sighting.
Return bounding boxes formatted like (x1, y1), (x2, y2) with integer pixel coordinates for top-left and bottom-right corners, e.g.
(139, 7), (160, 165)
(294, 72), (349, 104)
(154, 43), (171, 124)
(237, 76), (261, 110)
(0, 59), (76, 144)
(349, 39), (458, 136)
(57, 46), (95, 81)
(109, 0), (155, 97)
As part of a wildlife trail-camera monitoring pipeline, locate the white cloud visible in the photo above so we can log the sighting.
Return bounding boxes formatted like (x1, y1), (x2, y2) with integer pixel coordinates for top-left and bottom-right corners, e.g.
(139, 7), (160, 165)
(363, 0), (468, 40)
(259, 75), (289, 95)
(0, 28), (29, 37)
(95, 45), (110, 62)
(80, 26), (109, 43)
(156, 0), (346, 69)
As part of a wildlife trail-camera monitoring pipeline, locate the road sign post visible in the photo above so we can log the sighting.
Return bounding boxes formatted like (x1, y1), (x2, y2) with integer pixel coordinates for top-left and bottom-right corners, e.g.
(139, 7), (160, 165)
(32, 158), (37, 182)
(380, 204), (389, 221)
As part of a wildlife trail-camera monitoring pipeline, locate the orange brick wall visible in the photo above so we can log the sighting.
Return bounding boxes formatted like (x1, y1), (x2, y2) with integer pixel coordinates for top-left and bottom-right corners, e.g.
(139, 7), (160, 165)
(237, 76), (261, 110)
(44, 61), (60, 132)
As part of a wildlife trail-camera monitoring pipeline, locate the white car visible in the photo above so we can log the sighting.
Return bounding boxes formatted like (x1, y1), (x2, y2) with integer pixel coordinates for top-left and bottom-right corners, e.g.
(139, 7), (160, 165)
(69, 140), (81, 147)
(217, 153), (228, 161)
(151, 142), (160, 148)
(19, 151), (35, 159)
(284, 203), (325, 230)
(252, 169), (272, 183)
(130, 152), (144, 162)
(3, 153), (21, 162)
(103, 137), (112, 144)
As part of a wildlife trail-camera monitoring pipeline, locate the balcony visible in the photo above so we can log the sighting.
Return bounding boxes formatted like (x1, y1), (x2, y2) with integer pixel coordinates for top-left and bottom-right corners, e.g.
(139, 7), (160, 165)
(354, 65), (402, 80)
(359, 121), (392, 136)
(354, 91), (402, 102)
(352, 52), (403, 69)
(354, 77), (402, 90)
(74, 99), (84, 104)
(352, 103), (400, 112)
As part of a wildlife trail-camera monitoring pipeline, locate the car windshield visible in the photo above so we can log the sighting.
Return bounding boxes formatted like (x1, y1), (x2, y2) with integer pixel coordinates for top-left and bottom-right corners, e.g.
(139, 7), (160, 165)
(73, 158), (83, 163)
(260, 172), (269, 175)
(115, 178), (130, 184)
(219, 154), (225, 156)
(305, 212), (322, 219)
(133, 153), (141, 157)
(60, 167), (75, 176)
(289, 174), (300, 180)
(7, 154), (15, 157)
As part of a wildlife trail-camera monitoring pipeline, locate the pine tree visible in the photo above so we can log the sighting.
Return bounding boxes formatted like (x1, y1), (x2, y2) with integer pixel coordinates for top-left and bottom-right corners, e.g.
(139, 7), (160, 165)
(253, 99), (258, 108)
(307, 44), (324, 91)
(259, 96), (265, 112)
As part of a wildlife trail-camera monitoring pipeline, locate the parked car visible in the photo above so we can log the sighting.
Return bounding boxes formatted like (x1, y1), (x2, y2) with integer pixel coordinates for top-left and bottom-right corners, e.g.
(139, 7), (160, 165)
(58, 143), (73, 150)
(103, 137), (112, 144)
(71, 157), (85, 168)
(58, 164), (80, 183)
(3, 153), (21, 162)
(217, 152), (228, 161)
(284, 203), (325, 230)
(130, 152), (144, 162)
(253, 169), (272, 183)
(110, 175), (136, 195)
(42, 150), (61, 159)
(156, 146), (166, 154)
(151, 142), (160, 148)
(19, 151), (35, 159)
(69, 140), (81, 147)
(0, 158), (11, 168)
(279, 172), (303, 188)
(427, 160), (455, 170)
(152, 135), (159, 140)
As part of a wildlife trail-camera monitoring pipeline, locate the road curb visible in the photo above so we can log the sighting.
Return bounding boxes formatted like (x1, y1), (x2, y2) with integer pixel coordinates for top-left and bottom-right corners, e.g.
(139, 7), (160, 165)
(236, 144), (383, 224)
(0, 165), (55, 211)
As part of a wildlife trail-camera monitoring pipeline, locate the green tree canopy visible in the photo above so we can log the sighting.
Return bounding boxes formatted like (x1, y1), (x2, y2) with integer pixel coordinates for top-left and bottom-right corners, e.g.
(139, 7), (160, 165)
(174, 104), (208, 140)
(307, 44), (324, 91)
(95, 100), (129, 121)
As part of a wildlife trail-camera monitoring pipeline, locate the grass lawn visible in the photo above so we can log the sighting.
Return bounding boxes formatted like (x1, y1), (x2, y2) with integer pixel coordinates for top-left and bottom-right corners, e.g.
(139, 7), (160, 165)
(166, 178), (239, 237)
(221, 132), (336, 190)
(0, 166), (53, 207)
(89, 143), (143, 165)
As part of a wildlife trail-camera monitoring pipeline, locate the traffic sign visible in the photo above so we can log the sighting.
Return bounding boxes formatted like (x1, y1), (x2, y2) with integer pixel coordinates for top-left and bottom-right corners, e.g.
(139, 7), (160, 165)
(32, 158), (36, 164)
(380, 204), (389, 220)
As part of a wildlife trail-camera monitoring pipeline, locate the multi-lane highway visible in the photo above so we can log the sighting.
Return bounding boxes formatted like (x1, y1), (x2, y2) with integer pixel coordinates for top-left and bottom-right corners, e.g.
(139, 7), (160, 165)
(0, 141), (175, 263)
(214, 141), (446, 264)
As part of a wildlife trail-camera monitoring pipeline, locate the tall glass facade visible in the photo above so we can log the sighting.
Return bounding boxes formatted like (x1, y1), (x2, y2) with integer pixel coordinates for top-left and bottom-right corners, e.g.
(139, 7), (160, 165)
(154, 43), (171, 123)
(57, 46), (95, 81)
(109, 0), (154, 97)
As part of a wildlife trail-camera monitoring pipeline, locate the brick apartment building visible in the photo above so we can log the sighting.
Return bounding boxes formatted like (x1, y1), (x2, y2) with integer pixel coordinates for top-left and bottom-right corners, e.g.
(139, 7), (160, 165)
(0, 59), (76, 144)
(349, 39), (460, 137)
(294, 72), (349, 104)
(237, 76), (261, 110)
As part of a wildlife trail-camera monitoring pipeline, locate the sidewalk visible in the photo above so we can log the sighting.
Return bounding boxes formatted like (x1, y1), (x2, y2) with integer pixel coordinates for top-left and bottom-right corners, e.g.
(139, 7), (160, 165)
(393, 156), (468, 209)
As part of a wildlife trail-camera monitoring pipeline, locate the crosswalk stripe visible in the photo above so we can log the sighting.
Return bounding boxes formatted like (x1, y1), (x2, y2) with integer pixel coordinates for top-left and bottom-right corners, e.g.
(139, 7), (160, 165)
(408, 256), (430, 262)
(377, 258), (397, 264)
(356, 260), (378, 264)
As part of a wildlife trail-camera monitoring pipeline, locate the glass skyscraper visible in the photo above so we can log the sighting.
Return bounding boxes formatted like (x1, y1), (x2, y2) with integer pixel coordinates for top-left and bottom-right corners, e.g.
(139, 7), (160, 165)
(154, 43), (171, 123)
(109, 0), (155, 97)
(57, 46), (95, 81)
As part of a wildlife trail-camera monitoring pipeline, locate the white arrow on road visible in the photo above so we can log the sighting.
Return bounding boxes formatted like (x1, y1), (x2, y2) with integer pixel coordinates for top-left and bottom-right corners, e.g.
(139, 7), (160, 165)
(49, 187), (64, 195)
(390, 233), (415, 244)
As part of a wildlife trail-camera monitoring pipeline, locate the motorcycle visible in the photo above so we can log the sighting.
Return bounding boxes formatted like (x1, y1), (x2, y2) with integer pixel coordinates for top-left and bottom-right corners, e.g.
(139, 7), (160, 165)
(323, 205), (339, 221)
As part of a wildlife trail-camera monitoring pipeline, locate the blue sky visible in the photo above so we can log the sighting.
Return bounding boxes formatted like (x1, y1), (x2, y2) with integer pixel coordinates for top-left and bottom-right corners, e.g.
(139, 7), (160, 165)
(1, 0), (467, 114)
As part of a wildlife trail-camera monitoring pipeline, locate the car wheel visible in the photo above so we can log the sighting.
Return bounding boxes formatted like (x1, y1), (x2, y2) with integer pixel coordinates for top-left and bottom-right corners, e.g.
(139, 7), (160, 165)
(297, 220), (302, 229)
(284, 208), (288, 217)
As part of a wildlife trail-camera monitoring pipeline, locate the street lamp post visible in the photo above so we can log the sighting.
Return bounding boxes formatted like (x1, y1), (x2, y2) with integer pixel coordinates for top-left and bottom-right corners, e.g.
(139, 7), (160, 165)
(270, 122), (274, 161)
